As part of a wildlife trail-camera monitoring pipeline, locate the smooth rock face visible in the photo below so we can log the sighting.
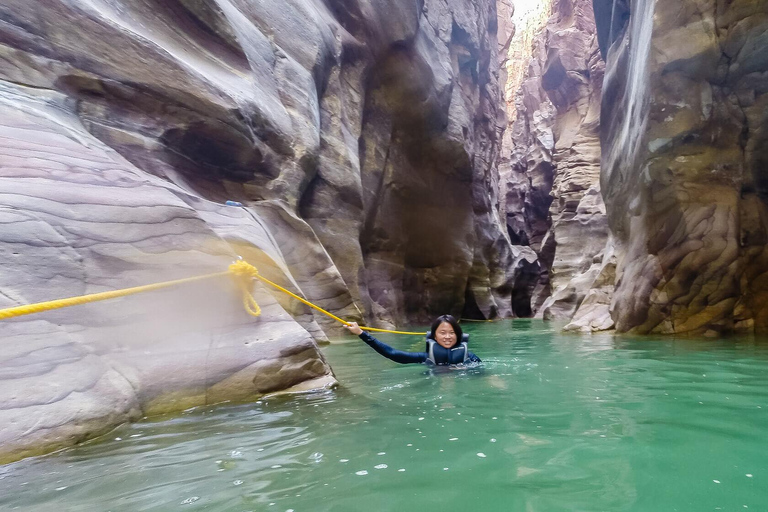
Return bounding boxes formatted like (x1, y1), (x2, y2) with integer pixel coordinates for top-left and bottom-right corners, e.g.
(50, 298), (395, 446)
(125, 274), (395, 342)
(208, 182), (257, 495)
(564, 234), (617, 332)
(0, 0), (519, 461)
(501, 0), (610, 322)
(595, 0), (768, 334)
(0, 86), (335, 463)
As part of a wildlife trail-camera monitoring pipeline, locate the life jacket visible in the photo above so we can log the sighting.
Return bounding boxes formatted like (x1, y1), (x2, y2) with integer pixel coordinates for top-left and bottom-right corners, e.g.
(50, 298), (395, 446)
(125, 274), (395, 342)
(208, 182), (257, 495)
(425, 333), (470, 365)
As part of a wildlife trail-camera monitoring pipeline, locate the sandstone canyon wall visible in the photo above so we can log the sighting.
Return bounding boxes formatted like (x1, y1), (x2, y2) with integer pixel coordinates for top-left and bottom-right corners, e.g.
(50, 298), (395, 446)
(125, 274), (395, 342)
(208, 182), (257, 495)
(500, 0), (612, 328)
(0, 0), (524, 462)
(594, 0), (768, 334)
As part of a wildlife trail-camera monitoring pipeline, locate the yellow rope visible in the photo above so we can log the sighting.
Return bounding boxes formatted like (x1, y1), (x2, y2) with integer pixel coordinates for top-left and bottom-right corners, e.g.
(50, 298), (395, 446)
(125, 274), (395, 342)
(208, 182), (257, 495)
(228, 260), (424, 335)
(0, 259), (424, 335)
(0, 271), (230, 321)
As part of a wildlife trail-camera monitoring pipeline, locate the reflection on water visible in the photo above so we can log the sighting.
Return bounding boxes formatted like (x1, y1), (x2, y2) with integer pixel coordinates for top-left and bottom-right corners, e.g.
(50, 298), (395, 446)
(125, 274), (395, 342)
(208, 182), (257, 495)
(1, 320), (767, 511)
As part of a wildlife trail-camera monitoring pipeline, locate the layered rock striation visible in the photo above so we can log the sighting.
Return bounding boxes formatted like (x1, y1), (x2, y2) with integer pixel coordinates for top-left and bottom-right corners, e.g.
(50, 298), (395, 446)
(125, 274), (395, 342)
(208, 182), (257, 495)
(0, 86), (336, 463)
(594, 0), (768, 334)
(0, 0), (526, 461)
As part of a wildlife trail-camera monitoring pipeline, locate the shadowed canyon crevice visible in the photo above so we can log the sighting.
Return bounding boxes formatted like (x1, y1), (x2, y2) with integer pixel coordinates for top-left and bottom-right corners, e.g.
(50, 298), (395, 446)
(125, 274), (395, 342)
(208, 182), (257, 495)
(502, 0), (768, 334)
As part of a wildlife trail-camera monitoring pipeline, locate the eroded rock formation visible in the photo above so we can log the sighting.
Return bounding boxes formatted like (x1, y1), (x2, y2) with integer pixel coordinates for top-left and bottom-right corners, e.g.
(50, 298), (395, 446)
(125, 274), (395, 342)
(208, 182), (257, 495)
(500, 0), (610, 324)
(501, 0), (553, 123)
(0, 0), (524, 461)
(0, 87), (336, 463)
(594, 0), (768, 334)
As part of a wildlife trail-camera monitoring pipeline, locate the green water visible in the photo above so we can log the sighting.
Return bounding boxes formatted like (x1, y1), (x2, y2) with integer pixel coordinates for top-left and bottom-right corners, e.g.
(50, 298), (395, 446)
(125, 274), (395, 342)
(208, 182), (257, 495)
(2, 320), (767, 511)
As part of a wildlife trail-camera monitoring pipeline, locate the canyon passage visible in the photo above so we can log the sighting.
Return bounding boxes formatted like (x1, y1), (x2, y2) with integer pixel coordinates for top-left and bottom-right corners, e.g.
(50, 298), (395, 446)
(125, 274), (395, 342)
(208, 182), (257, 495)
(1, 0), (768, 507)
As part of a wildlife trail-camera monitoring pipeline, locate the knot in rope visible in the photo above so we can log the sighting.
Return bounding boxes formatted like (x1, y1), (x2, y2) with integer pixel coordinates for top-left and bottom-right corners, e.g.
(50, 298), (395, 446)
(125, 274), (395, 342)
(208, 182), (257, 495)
(228, 260), (262, 317)
(228, 260), (260, 279)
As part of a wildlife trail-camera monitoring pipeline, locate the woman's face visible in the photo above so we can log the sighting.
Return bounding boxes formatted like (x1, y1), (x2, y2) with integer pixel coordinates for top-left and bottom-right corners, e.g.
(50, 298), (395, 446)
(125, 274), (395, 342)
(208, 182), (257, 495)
(435, 322), (457, 348)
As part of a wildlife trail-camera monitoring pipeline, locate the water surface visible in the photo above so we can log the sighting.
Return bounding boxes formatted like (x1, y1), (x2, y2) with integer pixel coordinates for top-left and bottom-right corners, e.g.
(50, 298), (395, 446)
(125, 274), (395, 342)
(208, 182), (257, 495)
(1, 320), (767, 511)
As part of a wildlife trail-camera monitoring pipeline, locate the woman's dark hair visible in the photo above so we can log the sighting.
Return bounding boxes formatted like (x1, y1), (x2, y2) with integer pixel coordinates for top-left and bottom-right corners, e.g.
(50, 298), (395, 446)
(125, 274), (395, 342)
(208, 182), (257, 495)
(429, 315), (463, 348)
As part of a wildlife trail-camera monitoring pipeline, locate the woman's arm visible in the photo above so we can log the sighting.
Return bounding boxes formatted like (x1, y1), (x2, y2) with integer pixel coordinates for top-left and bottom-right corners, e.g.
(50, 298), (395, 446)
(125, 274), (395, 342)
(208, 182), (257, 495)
(344, 322), (426, 364)
(358, 332), (427, 364)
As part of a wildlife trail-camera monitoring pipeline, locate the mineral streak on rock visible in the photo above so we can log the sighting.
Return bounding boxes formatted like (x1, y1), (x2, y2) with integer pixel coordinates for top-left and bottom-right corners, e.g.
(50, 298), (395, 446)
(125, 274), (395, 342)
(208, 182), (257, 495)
(0, 0), (524, 461)
(594, 0), (768, 334)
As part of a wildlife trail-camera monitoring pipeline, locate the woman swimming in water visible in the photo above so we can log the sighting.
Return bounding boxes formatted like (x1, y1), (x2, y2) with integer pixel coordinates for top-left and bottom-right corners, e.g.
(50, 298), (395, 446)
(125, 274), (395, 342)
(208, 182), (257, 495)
(344, 314), (481, 366)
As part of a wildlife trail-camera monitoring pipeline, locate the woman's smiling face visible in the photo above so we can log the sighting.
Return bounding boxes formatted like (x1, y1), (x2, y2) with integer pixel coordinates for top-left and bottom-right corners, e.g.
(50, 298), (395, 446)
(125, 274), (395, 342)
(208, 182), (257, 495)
(435, 322), (457, 348)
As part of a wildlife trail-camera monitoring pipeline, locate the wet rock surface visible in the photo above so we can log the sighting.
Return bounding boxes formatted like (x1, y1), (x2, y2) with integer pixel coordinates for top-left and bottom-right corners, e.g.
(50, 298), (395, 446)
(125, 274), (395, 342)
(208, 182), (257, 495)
(595, 0), (768, 334)
(0, 0), (523, 461)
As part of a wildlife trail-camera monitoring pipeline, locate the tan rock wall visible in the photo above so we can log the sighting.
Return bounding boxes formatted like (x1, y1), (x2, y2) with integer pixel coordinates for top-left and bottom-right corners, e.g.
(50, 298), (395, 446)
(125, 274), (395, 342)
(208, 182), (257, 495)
(502, 0), (554, 123)
(595, 0), (768, 334)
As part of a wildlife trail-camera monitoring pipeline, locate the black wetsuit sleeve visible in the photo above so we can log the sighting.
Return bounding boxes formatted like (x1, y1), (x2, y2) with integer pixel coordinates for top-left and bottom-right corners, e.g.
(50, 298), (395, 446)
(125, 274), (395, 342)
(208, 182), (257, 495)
(468, 352), (481, 363)
(359, 332), (427, 364)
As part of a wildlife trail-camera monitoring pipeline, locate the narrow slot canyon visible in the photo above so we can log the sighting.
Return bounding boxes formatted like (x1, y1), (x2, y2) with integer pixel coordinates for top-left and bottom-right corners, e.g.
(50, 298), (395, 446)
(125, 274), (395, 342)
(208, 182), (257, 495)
(0, 0), (767, 474)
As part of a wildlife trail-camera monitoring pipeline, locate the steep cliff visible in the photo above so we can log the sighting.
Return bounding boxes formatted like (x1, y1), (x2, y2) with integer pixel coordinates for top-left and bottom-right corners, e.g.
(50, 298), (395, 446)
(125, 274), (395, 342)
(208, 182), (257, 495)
(594, 0), (768, 334)
(0, 0), (520, 462)
(500, 0), (610, 324)
(502, 0), (553, 122)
